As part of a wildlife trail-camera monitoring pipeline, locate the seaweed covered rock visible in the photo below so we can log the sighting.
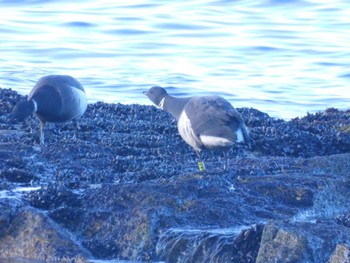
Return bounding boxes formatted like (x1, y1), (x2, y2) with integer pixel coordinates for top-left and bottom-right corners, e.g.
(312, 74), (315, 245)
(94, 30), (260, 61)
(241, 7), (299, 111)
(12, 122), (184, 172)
(156, 224), (264, 263)
(0, 87), (350, 262)
(243, 107), (350, 157)
(0, 206), (90, 262)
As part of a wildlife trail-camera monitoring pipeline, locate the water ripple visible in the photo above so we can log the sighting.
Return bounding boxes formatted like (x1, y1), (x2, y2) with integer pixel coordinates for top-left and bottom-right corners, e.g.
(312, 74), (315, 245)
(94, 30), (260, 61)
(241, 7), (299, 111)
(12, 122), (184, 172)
(1, 0), (350, 119)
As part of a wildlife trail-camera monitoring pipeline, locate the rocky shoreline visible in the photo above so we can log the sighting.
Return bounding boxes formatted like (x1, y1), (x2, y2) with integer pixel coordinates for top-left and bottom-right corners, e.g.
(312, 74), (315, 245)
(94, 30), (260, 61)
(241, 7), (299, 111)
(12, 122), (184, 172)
(1, 87), (350, 262)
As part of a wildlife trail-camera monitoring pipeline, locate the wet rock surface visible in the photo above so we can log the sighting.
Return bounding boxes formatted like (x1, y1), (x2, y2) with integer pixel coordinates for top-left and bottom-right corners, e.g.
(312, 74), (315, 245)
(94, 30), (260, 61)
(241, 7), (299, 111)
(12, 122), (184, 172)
(0, 87), (350, 262)
(256, 220), (350, 263)
(0, 206), (90, 262)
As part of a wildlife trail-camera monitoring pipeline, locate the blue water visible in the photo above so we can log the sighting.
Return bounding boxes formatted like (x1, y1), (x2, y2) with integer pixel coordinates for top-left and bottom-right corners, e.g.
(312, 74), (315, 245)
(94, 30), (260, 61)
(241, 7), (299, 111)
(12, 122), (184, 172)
(1, 0), (350, 119)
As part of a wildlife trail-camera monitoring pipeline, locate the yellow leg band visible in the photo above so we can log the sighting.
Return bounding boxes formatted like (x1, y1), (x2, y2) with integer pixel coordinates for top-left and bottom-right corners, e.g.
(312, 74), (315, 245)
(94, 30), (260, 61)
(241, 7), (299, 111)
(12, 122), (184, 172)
(198, 161), (205, 171)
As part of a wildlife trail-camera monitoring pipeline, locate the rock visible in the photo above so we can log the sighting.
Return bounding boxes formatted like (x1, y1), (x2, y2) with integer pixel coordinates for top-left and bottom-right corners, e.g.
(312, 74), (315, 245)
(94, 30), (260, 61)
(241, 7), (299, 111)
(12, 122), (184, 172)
(336, 213), (350, 228)
(0, 168), (36, 183)
(256, 220), (350, 263)
(26, 183), (82, 210)
(0, 206), (91, 262)
(1, 87), (350, 262)
(42, 164), (348, 262)
(246, 107), (350, 157)
(0, 198), (23, 235)
(156, 224), (264, 263)
(329, 244), (350, 263)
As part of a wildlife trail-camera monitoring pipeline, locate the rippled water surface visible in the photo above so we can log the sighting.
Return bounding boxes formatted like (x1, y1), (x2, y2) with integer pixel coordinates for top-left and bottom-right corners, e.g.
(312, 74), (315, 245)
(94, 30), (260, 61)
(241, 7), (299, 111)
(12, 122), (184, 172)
(1, 0), (350, 119)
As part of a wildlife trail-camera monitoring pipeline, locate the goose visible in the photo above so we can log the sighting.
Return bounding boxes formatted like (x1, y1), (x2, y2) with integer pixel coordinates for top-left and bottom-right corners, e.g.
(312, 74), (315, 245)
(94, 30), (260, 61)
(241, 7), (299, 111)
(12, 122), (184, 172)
(10, 75), (87, 144)
(144, 86), (251, 171)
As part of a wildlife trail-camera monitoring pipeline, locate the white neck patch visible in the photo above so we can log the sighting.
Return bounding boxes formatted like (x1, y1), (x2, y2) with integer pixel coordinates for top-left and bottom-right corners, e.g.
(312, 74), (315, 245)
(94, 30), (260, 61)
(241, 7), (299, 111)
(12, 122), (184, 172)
(158, 97), (165, 110)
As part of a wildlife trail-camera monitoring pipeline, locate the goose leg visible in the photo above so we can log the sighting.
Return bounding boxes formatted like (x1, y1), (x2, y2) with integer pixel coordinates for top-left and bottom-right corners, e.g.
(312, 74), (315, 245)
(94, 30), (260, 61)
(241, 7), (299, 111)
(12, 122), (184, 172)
(39, 121), (46, 145)
(72, 119), (79, 140)
(223, 151), (229, 171)
(223, 148), (233, 171)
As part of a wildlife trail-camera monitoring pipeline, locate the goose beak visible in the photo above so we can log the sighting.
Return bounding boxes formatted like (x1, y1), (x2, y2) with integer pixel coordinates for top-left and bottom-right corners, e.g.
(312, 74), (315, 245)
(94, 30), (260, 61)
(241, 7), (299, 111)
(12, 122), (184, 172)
(143, 91), (148, 96)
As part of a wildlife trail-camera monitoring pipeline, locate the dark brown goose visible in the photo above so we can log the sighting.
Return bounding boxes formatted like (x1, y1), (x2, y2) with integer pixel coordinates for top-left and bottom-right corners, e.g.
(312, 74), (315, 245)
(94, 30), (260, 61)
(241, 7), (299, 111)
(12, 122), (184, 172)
(144, 86), (251, 171)
(10, 75), (87, 144)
